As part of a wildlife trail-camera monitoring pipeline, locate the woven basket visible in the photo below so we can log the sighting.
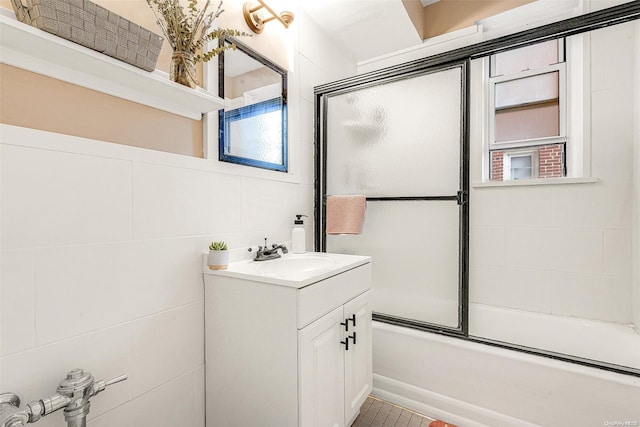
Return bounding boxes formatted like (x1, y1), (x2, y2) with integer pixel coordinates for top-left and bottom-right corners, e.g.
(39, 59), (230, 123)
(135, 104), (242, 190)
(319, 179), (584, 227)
(10, 0), (163, 71)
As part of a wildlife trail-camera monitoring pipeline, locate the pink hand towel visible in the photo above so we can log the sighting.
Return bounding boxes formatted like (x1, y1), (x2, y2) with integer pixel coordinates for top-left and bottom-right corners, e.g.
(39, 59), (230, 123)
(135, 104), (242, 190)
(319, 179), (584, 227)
(326, 195), (366, 235)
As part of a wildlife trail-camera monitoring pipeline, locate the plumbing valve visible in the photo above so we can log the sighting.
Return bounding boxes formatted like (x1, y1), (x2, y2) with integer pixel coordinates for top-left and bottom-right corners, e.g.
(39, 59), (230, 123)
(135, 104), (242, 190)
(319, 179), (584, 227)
(0, 369), (127, 427)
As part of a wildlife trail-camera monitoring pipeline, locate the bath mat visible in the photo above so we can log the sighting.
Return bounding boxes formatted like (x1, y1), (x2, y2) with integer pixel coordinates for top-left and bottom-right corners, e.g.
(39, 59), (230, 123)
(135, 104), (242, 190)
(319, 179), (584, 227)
(429, 421), (458, 427)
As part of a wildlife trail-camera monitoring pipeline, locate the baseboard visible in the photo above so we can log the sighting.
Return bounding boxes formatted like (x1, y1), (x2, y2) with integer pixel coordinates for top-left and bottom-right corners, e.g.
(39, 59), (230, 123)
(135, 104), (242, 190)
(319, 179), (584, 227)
(371, 374), (541, 427)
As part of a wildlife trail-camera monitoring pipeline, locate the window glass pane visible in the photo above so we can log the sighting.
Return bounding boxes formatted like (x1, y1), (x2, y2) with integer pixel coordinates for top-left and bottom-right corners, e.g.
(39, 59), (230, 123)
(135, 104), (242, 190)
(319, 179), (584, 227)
(510, 155), (532, 179)
(495, 72), (559, 109)
(224, 99), (283, 164)
(495, 101), (559, 142)
(491, 39), (559, 76)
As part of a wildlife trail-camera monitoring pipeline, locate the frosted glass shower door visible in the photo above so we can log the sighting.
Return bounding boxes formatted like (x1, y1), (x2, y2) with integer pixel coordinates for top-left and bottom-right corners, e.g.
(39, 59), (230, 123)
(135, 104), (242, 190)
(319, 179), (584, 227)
(323, 65), (464, 329)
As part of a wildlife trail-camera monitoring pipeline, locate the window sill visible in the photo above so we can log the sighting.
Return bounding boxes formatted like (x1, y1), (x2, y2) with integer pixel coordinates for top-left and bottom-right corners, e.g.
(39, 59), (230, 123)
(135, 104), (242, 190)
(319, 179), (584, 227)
(472, 177), (598, 188)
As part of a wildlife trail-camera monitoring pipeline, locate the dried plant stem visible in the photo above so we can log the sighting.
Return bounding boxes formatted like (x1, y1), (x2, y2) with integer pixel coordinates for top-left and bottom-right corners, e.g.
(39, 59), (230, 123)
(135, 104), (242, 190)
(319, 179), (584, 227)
(146, 0), (249, 64)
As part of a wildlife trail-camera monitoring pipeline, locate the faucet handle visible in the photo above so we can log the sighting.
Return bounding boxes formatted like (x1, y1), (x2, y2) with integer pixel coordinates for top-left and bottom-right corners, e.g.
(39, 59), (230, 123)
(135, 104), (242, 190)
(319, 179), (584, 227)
(91, 373), (128, 397)
(104, 374), (128, 387)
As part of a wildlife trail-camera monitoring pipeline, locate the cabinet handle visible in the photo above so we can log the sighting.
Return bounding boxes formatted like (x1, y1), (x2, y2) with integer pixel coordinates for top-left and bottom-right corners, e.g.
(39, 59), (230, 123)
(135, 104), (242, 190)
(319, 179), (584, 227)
(340, 338), (349, 351)
(340, 319), (349, 332)
(349, 332), (357, 345)
(348, 314), (356, 328)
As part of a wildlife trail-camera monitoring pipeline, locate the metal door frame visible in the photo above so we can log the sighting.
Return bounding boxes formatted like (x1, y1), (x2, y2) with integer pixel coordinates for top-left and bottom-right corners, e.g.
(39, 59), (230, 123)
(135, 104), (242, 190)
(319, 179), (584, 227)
(315, 60), (470, 336)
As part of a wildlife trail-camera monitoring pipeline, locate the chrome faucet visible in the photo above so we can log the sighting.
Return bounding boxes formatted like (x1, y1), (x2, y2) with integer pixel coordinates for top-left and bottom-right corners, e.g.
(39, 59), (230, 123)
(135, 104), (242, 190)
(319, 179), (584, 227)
(253, 238), (288, 261)
(0, 369), (127, 427)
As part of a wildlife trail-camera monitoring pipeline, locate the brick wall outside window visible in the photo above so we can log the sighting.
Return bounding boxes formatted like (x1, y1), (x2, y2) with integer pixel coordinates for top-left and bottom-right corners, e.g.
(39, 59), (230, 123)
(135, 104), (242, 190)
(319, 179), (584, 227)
(539, 144), (564, 178)
(490, 143), (564, 181)
(491, 151), (504, 180)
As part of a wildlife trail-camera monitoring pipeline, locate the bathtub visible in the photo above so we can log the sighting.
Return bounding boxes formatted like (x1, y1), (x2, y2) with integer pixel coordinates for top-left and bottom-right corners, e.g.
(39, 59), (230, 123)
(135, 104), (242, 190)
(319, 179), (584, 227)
(371, 309), (640, 426)
(469, 304), (640, 370)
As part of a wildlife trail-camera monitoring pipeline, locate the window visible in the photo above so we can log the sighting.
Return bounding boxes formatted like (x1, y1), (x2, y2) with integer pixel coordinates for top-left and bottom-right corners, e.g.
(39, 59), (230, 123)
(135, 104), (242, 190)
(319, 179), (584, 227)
(503, 150), (538, 180)
(222, 98), (285, 169)
(487, 39), (567, 181)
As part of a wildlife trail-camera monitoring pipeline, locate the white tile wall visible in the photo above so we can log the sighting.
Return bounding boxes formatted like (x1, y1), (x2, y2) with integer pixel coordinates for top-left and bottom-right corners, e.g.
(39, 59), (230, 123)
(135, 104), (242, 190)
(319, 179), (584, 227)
(633, 20), (640, 332)
(603, 229), (633, 277)
(502, 186), (553, 228)
(126, 238), (204, 319)
(469, 21), (635, 325)
(0, 145), (132, 249)
(128, 372), (198, 427)
(130, 302), (203, 397)
(299, 99), (314, 144)
(469, 189), (506, 227)
(0, 7), (356, 425)
(470, 226), (505, 267)
(505, 227), (555, 271)
(548, 228), (604, 274)
(551, 184), (608, 228)
(34, 242), (133, 345)
(470, 264), (552, 313)
(132, 162), (243, 240)
(89, 369), (203, 427)
(1, 249), (35, 355)
(551, 271), (632, 323)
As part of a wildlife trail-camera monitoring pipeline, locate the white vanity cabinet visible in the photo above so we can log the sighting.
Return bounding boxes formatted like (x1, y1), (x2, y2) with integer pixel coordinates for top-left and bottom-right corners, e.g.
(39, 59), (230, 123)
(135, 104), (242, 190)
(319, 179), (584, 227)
(299, 289), (372, 427)
(203, 253), (372, 427)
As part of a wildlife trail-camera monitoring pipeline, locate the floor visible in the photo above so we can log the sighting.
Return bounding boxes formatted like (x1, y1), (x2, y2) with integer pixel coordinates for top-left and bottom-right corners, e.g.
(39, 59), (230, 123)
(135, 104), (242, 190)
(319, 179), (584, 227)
(351, 396), (436, 427)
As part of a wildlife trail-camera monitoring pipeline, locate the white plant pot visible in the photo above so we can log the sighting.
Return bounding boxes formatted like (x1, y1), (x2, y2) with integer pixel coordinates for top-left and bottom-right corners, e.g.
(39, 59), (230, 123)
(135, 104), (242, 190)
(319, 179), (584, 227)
(207, 250), (229, 270)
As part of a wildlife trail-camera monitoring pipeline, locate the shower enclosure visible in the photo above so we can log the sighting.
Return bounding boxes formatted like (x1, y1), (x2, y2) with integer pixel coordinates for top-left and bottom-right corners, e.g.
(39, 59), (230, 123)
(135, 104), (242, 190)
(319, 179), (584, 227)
(315, 1), (640, 377)
(316, 61), (469, 334)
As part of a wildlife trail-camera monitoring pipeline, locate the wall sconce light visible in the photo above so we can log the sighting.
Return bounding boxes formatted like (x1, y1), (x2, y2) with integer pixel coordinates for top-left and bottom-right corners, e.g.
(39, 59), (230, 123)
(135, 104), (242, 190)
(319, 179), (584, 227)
(243, 0), (294, 34)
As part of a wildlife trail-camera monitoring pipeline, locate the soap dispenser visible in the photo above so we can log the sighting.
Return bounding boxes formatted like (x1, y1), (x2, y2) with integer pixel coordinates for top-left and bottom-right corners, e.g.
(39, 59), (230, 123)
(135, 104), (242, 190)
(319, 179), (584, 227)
(292, 214), (308, 254)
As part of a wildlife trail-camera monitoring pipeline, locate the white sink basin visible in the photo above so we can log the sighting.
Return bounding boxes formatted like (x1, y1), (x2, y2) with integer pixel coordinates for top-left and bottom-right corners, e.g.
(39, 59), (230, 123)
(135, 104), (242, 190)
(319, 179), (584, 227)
(253, 255), (337, 277)
(203, 252), (370, 288)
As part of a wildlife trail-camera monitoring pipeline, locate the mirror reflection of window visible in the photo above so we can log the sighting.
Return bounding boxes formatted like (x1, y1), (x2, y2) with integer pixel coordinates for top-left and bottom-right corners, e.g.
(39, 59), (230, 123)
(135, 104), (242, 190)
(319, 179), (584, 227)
(218, 38), (288, 172)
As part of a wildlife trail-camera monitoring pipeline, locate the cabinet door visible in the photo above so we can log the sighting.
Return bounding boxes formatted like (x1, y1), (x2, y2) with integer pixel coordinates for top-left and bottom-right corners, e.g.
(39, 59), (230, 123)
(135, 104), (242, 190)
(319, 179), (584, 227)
(299, 306), (346, 427)
(343, 290), (373, 425)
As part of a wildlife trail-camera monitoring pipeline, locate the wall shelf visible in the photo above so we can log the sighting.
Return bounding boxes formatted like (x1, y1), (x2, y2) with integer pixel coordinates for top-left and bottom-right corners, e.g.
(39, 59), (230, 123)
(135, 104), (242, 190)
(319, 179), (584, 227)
(0, 10), (224, 120)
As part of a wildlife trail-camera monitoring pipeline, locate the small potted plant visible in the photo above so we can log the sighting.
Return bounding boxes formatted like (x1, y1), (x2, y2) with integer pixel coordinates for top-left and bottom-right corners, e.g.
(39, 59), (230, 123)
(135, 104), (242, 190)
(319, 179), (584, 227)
(207, 241), (229, 270)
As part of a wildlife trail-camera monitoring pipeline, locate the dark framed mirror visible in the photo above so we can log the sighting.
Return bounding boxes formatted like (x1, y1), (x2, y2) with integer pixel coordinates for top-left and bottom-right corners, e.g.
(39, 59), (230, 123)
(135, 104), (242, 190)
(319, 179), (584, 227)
(218, 37), (288, 172)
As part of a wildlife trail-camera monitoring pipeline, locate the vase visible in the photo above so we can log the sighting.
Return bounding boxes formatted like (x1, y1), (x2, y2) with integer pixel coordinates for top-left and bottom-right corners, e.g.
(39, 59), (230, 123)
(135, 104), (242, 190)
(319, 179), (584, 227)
(170, 51), (197, 88)
(207, 250), (229, 270)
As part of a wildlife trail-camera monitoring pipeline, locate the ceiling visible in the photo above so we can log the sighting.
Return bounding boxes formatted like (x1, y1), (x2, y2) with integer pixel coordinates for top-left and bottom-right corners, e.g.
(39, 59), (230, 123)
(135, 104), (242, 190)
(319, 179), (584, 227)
(298, 0), (423, 62)
(298, 0), (535, 63)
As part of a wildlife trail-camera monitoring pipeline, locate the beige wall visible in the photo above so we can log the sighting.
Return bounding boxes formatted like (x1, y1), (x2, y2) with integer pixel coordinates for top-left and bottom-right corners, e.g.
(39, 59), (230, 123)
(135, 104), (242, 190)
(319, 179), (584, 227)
(0, 0), (203, 156)
(0, 64), (203, 156)
(423, 0), (534, 39)
(402, 0), (536, 41)
(225, 67), (281, 99)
